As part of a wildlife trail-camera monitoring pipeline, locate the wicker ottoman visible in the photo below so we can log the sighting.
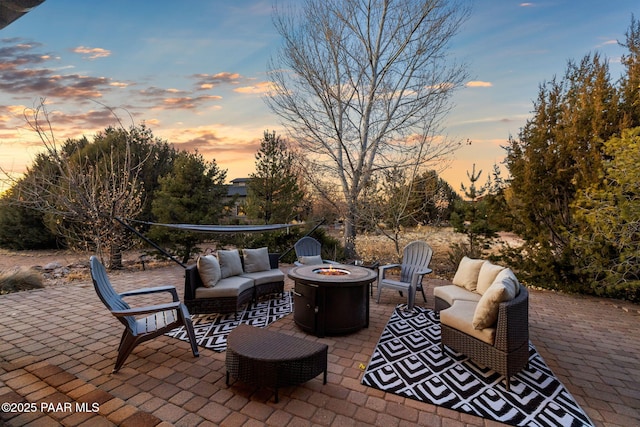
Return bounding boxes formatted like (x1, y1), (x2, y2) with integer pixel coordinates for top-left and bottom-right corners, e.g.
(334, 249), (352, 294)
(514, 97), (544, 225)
(226, 324), (328, 402)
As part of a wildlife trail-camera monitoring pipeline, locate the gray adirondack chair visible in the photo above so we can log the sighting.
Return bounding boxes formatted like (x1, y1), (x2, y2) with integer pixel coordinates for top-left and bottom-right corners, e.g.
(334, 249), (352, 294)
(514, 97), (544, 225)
(294, 236), (340, 266)
(376, 241), (433, 310)
(90, 256), (199, 372)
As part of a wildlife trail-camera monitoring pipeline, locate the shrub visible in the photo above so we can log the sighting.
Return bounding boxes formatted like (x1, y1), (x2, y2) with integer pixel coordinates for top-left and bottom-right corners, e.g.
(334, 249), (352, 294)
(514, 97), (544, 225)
(0, 268), (44, 294)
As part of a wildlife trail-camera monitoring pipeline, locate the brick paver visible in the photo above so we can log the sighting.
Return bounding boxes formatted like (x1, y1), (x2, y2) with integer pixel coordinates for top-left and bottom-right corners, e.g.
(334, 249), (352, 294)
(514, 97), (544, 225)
(1, 263), (638, 426)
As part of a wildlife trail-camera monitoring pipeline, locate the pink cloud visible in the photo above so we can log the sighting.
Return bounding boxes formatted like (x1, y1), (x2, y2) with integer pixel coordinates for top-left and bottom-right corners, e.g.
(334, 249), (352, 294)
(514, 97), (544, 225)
(72, 46), (111, 60)
(466, 81), (493, 88)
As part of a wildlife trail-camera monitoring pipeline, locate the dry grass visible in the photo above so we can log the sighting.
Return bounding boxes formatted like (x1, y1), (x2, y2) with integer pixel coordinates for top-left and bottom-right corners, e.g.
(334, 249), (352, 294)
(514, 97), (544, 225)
(0, 268), (44, 294)
(337, 226), (522, 280)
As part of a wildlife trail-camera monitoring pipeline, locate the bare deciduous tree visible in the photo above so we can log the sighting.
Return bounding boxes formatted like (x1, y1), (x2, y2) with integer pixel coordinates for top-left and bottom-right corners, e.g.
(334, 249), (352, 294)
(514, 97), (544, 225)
(266, 0), (470, 257)
(1, 100), (145, 268)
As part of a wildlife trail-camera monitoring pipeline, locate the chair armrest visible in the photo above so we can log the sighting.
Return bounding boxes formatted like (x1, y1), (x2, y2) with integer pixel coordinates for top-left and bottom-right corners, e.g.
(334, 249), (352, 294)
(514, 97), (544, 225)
(120, 285), (179, 302)
(111, 301), (182, 317)
(269, 253), (280, 269)
(378, 264), (401, 280)
(494, 287), (529, 352)
(411, 268), (433, 287)
(410, 268), (433, 286)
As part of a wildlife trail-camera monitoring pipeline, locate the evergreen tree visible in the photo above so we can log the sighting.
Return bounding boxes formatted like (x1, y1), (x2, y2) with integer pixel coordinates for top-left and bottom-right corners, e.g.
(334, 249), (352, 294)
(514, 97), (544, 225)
(450, 164), (498, 260)
(0, 185), (59, 250)
(149, 151), (228, 263)
(504, 52), (620, 286)
(571, 127), (640, 301)
(246, 130), (304, 224)
(619, 15), (640, 130)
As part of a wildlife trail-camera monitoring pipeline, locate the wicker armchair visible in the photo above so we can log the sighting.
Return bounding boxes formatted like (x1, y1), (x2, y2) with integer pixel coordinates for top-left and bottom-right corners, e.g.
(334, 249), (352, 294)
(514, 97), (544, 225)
(439, 286), (529, 390)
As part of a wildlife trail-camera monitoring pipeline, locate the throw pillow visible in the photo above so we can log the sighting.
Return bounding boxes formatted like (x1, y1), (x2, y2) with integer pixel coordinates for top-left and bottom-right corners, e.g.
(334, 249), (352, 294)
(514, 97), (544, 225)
(299, 255), (323, 265)
(243, 247), (271, 273)
(452, 257), (486, 291)
(496, 268), (521, 296)
(218, 249), (244, 279)
(472, 268), (520, 330)
(476, 262), (506, 295)
(197, 255), (221, 288)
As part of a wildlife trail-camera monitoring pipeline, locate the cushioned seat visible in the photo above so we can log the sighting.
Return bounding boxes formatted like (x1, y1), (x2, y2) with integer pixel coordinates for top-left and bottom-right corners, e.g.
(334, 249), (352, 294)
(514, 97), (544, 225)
(195, 276), (254, 298)
(184, 248), (284, 315)
(240, 270), (285, 286)
(440, 300), (495, 344)
(434, 284), (482, 307)
(435, 256), (529, 391)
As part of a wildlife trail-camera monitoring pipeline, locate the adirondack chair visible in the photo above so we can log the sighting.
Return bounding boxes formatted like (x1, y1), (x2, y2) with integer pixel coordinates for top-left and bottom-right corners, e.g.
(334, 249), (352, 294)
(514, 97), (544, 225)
(294, 236), (340, 266)
(376, 241), (433, 310)
(90, 256), (199, 372)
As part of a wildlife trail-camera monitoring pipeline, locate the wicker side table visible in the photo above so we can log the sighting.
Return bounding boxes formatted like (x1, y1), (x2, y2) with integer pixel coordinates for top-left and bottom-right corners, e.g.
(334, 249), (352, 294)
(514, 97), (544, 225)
(226, 324), (328, 402)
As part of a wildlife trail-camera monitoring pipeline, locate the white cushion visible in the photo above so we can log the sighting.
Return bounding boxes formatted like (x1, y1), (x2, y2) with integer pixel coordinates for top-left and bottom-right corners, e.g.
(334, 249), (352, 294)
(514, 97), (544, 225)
(243, 247), (271, 273)
(476, 262), (506, 295)
(452, 257), (486, 291)
(496, 268), (520, 296)
(440, 300), (496, 345)
(197, 255), (221, 288)
(218, 249), (243, 279)
(472, 268), (520, 330)
(434, 284), (482, 307)
(299, 255), (323, 265)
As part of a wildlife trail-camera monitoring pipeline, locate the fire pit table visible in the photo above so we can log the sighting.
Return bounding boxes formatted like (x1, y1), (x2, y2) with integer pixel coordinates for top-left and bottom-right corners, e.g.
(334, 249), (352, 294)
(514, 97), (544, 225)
(288, 264), (377, 337)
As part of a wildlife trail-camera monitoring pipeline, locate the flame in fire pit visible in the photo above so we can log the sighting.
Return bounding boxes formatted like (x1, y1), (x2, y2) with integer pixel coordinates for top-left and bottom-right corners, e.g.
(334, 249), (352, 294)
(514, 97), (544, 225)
(313, 265), (351, 276)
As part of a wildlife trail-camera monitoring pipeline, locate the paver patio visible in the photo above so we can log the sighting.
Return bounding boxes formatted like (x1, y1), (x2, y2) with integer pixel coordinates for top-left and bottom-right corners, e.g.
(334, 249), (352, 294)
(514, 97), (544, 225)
(1, 263), (639, 426)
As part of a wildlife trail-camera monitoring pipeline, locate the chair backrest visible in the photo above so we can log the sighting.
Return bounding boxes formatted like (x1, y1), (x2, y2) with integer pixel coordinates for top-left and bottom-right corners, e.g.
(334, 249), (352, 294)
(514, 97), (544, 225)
(294, 236), (321, 258)
(90, 256), (135, 331)
(400, 241), (433, 284)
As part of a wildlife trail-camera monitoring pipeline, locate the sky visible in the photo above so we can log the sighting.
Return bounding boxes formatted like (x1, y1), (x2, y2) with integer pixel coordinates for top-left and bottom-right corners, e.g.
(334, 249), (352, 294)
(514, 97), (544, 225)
(0, 0), (638, 192)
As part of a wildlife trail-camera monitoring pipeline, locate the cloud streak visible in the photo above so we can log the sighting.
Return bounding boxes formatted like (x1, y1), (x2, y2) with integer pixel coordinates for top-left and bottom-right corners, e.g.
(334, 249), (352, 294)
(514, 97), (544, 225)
(193, 72), (241, 90)
(72, 46), (111, 60)
(466, 81), (493, 88)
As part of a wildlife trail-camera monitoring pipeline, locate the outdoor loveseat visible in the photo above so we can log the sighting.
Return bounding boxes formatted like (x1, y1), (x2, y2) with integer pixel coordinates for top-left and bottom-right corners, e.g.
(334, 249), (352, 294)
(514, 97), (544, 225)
(184, 247), (284, 316)
(434, 257), (529, 390)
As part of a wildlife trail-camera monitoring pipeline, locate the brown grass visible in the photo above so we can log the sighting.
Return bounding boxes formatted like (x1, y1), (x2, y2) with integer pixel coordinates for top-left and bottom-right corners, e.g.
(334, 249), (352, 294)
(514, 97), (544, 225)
(0, 268), (44, 294)
(342, 226), (522, 280)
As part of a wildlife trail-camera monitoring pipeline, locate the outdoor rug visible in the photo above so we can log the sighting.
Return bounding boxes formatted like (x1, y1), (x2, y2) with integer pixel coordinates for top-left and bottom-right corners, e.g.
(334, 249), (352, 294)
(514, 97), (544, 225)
(166, 291), (293, 352)
(361, 305), (594, 427)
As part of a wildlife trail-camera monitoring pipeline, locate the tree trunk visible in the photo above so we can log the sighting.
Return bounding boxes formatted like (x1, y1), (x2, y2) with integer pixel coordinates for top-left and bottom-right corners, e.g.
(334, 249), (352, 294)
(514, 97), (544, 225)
(343, 205), (357, 259)
(109, 245), (123, 270)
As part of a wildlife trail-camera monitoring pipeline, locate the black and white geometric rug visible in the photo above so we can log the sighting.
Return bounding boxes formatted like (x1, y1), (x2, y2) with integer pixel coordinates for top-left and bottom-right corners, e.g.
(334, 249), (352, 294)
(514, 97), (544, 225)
(166, 291), (293, 352)
(361, 305), (594, 426)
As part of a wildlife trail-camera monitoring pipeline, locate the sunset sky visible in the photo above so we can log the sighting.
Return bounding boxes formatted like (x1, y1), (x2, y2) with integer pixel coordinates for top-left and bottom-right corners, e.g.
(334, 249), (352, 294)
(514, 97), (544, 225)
(0, 0), (638, 192)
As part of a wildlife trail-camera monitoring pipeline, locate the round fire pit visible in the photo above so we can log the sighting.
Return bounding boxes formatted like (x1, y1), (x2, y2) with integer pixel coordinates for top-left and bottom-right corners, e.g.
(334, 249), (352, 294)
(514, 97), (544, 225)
(288, 264), (377, 337)
(312, 266), (351, 276)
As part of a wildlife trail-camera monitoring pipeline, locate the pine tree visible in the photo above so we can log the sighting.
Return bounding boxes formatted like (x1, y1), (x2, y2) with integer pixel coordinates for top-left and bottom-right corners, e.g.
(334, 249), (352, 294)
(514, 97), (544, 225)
(619, 15), (640, 129)
(149, 151), (228, 263)
(246, 131), (304, 224)
(450, 164), (497, 259)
